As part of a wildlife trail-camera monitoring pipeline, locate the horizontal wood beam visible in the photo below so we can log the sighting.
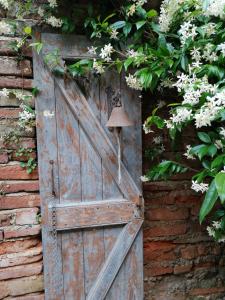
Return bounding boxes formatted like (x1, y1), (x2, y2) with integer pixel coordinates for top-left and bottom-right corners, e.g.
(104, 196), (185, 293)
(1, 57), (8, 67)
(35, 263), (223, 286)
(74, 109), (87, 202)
(48, 199), (140, 230)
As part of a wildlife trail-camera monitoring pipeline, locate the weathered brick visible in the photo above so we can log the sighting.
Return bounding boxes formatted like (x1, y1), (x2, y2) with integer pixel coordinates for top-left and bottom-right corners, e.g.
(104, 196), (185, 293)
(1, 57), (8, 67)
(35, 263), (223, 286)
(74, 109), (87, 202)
(0, 108), (21, 118)
(0, 152), (8, 163)
(144, 223), (188, 238)
(144, 241), (176, 261)
(3, 224), (41, 239)
(190, 287), (225, 296)
(0, 180), (39, 193)
(0, 246), (42, 268)
(0, 274), (44, 298)
(173, 263), (193, 274)
(6, 293), (45, 300)
(0, 261), (42, 280)
(0, 162), (38, 180)
(0, 207), (39, 226)
(0, 238), (40, 255)
(147, 207), (189, 221)
(0, 137), (36, 150)
(0, 57), (32, 77)
(144, 181), (190, 192)
(0, 76), (33, 89)
(181, 245), (198, 259)
(145, 264), (173, 277)
(0, 230), (3, 241)
(0, 89), (34, 107)
(0, 37), (32, 57)
(0, 193), (40, 209)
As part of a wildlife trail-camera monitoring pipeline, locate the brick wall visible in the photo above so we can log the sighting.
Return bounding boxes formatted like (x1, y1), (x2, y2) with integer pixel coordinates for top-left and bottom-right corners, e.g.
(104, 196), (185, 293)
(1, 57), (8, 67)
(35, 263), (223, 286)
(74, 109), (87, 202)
(143, 98), (225, 299)
(0, 33), (44, 299)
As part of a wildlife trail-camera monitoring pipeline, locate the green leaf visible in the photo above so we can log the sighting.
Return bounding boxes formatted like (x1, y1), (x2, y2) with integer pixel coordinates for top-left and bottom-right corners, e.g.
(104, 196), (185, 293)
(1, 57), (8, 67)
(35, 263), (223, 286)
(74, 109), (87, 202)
(191, 144), (209, 160)
(197, 132), (211, 143)
(136, 20), (146, 30)
(111, 21), (126, 29)
(24, 26), (32, 35)
(199, 179), (218, 224)
(124, 57), (134, 71)
(147, 9), (157, 18)
(208, 144), (217, 158)
(123, 23), (132, 37)
(211, 155), (225, 169)
(215, 172), (225, 203)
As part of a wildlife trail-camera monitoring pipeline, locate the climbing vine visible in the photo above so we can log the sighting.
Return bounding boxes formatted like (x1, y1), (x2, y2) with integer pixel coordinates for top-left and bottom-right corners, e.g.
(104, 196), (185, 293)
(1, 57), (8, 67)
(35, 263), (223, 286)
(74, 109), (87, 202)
(1, 0), (225, 241)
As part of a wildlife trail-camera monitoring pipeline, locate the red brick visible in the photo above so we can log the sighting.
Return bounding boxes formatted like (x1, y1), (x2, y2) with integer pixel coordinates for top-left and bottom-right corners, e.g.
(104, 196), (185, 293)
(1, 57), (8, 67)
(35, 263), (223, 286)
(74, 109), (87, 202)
(0, 76), (33, 89)
(0, 152), (8, 163)
(190, 287), (225, 296)
(3, 224), (41, 239)
(0, 261), (42, 280)
(0, 230), (3, 241)
(144, 181), (190, 192)
(0, 163), (38, 180)
(174, 263), (193, 274)
(0, 180), (39, 193)
(0, 246), (42, 268)
(144, 241), (176, 261)
(0, 193), (40, 209)
(15, 208), (39, 225)
(0, 57), (32, 77)
(144, 223), (188, 238)
(0, 108), (21, 118)
(0, 137), (36, 149)
(0, 274), (44, 298)
(0, 238), (40, 255)
(147, 207), (189, 221)
(181, 245), (198, 259)
(145, 264), (173, 276)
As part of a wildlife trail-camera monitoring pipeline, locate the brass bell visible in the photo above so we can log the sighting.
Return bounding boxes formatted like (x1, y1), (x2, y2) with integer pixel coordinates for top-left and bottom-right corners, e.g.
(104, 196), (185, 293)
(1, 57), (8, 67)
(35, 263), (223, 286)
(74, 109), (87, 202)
(106, 105), (134, 128)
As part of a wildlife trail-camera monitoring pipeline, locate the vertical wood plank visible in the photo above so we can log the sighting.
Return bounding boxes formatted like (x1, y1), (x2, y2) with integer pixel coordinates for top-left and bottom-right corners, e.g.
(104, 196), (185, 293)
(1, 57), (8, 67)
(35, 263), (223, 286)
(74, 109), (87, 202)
(100, 71), (125, 300)
(33, 38), (64, 300)
(55, 84), (85, 299)
(80, 74), (105, 296)
(120, 74), (143, 299)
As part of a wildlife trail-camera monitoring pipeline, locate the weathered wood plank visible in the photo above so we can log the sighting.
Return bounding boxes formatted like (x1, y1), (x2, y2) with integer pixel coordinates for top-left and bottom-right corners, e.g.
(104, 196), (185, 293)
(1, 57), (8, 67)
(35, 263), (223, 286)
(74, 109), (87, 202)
(87, 219), (143, 300)
(50, 199), (138, 230)
(32, 34), (63, 300)
(54, 83), (85, 299)
(79, 74), (105, 296)
(55, 76), (141, 203)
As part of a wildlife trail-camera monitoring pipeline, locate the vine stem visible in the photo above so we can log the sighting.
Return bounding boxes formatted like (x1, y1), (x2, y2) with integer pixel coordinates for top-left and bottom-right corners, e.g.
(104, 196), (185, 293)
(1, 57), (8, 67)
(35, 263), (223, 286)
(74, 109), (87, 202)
(169, 160), (200, 173)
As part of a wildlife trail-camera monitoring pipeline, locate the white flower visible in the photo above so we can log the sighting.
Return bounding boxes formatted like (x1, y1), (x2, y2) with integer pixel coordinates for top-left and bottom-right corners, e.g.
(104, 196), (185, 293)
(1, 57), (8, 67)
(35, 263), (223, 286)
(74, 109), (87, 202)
(153, 136), (162, 145)
(204, 0), (225, 19)
(127, 49), (139, 58)
(165, 120), (174, 129)
(159, 0), (183, 33)
(0, 20), (13, 35)
(110, 28), (119, 40)
(178, 21), (198, 45)
(46, 16), (63, 28)
(220, 127), (225, 138)
(143, 122), (153, 134)
(125, 74), (142, 91)
(0, 88), (10, 98)
(182, 89), (201, 106)
(191, 180), (209, 193)
(184, 145), (195, 160)
(207, 226), (216, 238)
(204, 23), (216, 36)
(171, 107), (192, 124)
(87, 46), (97, 55)
(38, 7), (45, 17)
(99, 43), (114, 62)
(127, 4), (136, 17)
(215, 140), (223, 149)
(0, 0), (9, 9)
(190, 47), (201, 61)
(48, 0), (57, 8)
(140, 175), (149, 182)
(93, 59), (105, 74)
(217, 43), (225, 56)
(134, 0), (147, 6)
(212, 221), (221, 229)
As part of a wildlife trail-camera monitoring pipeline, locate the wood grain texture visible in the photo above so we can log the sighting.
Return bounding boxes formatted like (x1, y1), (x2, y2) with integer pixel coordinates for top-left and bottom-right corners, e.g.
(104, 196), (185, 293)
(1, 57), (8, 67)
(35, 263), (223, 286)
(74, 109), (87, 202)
(32, 34), (63, 300)
(87, 219), (143, 300)
(51, 199), (138, 230)
(34, 33), (144, 300)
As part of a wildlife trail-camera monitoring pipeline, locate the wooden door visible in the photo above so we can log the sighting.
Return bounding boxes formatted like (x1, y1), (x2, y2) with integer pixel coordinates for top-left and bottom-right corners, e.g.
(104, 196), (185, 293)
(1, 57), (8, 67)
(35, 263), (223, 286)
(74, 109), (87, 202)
(33, 33), (143, 300)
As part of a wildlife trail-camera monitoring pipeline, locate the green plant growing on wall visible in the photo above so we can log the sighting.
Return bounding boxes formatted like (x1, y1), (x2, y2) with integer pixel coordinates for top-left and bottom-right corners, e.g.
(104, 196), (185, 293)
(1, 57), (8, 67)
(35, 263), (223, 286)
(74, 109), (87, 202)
(1, 0), (225, 241)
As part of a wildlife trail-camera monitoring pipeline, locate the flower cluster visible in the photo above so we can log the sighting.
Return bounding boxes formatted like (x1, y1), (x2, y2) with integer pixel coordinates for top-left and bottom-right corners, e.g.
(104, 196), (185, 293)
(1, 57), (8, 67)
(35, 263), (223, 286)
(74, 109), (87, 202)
(125, 74), (142, 90)
(191, 181), (209, 193)
(0, 20), (13, 35)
